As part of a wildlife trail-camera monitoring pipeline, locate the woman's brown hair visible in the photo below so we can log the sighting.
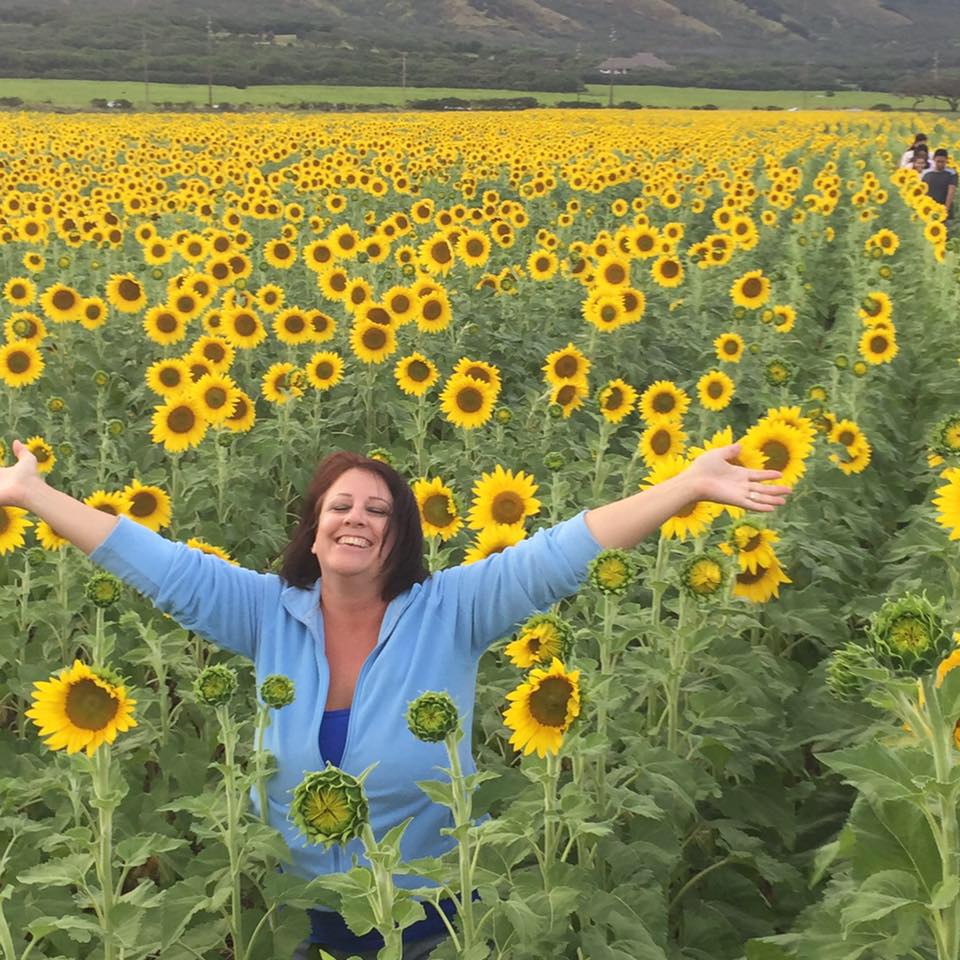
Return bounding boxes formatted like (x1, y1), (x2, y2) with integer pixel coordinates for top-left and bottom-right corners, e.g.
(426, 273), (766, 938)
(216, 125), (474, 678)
(280, 451), (429, 600)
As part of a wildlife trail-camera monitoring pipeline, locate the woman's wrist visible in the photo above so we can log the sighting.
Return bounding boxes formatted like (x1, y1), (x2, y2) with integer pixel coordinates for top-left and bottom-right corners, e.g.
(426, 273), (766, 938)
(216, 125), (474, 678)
(20, 474), (50, 513)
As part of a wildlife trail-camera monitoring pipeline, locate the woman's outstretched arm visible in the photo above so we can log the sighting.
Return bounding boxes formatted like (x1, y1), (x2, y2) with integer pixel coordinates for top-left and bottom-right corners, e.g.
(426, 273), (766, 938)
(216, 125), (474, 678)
(585, 443), (790, 549)
(2, 439), (118, 554)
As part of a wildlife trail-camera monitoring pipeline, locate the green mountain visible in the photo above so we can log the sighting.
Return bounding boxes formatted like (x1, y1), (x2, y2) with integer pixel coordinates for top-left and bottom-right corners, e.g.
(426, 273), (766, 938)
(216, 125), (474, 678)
(0, 0), (955, 92)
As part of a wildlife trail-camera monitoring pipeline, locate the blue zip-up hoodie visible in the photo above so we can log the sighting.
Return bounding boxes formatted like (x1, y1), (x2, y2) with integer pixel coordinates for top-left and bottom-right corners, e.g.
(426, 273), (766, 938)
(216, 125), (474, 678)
(91, 513), (601, 883)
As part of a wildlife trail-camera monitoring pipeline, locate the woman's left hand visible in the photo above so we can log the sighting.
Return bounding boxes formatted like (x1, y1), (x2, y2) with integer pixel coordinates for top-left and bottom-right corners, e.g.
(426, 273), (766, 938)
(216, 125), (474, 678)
(685, 443), (792, 512)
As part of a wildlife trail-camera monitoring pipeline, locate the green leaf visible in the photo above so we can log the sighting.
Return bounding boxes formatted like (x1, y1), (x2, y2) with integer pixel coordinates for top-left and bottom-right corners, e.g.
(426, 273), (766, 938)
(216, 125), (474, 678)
(746, 942), (794, 960)
(839, 869), (922, 936)
(416, 779), (454, 808)
(819, 744), (931, 803)
(929, 876), (960, 911)
(26, 915), (101, 943)
(115, 833), (187, 868)
(18, 853), (94, 887)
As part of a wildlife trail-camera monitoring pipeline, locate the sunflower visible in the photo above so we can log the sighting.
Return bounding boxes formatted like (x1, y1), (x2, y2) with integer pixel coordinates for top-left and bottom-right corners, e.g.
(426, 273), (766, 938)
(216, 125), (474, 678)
(146, 358), (190, 398)
(740, 420), (812, 486)
(343, 277), (373, 316)
(829, 440), (872, 475)
(272, 308), (312, 346)
(582, 291), (626, 332)
(188, 335), (234, 373)
(468, 465), (540, 530)
(413, 476), (462, 540)
(3, 276), (36, 307)
(349, 321), (397, 365)
(261, 363), (304, 405)
(263, 238), (297, 270)
(934, 468), (960, 541)
(382, 286), (417, 326)
(151, 396), (208, 452)
(192, 373), (239, 424)
(4, 311), (46, 344)
(504, 658), (580, 758)
(122, 480), (172, 532)
(416, 288), (453, 333)
(527, 249), (559, 281)
(82, 490), (127, 517)
(651, 256), (684, 288)
(639, 380), (690, 424)
(859, 327), (898, 365)
(329, 224), (360, 260)
(106, 274), (147, 314)
(640, 421), (688, 467)
(551, 379), (588, 418)
(598, 378), (637, 424)
(0, 506), (33, 554)
(453, 357), (501, 396)
(729, 270), (770, 309)
(640, 456), (723, 541)
(0, 340), (44, 388)
(25, 436), (55, 474)
(440, 374), (496, 430)
(143, 237), (173, 266)
(304, 351), (345, 392)
(186, 537), (238, 563)
(223, 306), (266, 350)
(457, 230), (492, 268)
(26, 660), (137, 756)
(858, 291), (892, 325)
(594, 255), (631, 288)
(729, 522), (780, 574)
(395, 353), (439, 397)
(697, 370), (734, 411)
(169, 289), (203, 322)
(36, 520), (68, 551)
(79, 297), (108, 331)
(462, 523), (527, 565)
(734, 558), (791, 604)
(504, 613), (572, 669)
(143, 306), (186, 346)
(221, 390), (257, 433)
(542, 343), (590, 387)
(318, 267), (350, 302)
(714, 332), (745, 364)
(38, 283), (82, 323)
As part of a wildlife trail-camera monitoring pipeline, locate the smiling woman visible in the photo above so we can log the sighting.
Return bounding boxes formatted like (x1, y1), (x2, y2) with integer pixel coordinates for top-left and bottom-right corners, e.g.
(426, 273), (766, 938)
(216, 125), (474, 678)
(0, 437), (789, 960)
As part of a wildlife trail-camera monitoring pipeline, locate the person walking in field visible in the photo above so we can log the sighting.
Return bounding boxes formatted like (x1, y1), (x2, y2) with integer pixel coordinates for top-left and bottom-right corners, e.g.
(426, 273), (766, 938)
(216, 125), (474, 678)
(899, 133), (930, 168)
(923, 148), (957, 228)
(0, 439), (790, 959)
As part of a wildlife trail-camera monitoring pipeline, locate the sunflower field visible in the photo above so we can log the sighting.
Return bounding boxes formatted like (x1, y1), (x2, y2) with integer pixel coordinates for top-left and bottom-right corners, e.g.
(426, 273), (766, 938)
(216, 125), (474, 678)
(2, 108), (960, 960)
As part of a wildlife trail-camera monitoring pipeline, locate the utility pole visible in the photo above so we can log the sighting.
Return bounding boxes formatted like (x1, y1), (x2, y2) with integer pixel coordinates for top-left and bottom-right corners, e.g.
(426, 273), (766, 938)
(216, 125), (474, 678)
(142, 25), (150, 109)
(575, 42), (581, 102)
(207, 14), (214, 108)
(933, 51), (940, 82)
(607, 28), (616, 108)
(401, 51), (407, 91)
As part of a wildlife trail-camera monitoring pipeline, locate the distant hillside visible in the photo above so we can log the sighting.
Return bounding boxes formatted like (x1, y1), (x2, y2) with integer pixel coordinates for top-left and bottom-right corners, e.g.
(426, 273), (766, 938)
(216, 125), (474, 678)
(0, 0), (956, 92)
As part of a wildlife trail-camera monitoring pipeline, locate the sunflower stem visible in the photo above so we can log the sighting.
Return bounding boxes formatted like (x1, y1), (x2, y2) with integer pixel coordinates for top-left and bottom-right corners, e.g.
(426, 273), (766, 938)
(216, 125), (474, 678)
(444, 729), (478, 951)
(0, 892), (18, 960)
(216, 704), (246, 960)
(361, 823), (403, 960)
(92, 607), (106, 671)
(414, 394), (427, 476)
(93, 747), (116, 960)
(540, 751), (561, 895)
(595, 592), (616, 811)
(666, 590), (691, 754)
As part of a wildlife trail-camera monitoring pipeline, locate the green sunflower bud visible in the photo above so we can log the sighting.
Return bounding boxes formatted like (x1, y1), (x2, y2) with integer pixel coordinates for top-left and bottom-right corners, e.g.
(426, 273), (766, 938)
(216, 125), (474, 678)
(868, 592), (951, 677)
(58, 442), (74, 458)
(57, 255), (72, 269)
(764, 357), (793, 387)
(406, 691), (459, 743)
(587, 548), (638, 595)
(85, 573), (122, 608)
(107, 419), (125, 437)
(194, 664), (238, 706)
(93, 370), (110, 388)
(48, 396), (66, 413)
(543, 451), (565, 471)
(929, 414), (960, 458)
(260, 674), (295, 709)
(680, 551), (727, 600)
(366, 447), (392, 464)
(291, 765), (369, 847)
(825, 642), (885, 702)
(834, 354), (849, 370)
(495, 407), (512, 424)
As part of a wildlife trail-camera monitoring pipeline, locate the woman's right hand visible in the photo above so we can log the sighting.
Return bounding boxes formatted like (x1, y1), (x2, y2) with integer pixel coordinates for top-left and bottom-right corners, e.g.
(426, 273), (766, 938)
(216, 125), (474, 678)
(0, 439), (41, 509)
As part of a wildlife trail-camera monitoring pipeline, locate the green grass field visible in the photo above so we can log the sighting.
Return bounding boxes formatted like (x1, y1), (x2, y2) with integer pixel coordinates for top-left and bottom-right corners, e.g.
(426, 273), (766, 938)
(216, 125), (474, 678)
(0, 77), (939, 111)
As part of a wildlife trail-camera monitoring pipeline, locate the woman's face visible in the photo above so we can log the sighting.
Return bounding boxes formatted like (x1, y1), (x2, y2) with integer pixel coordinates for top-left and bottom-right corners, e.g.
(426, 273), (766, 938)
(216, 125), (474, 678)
(311, 468), (394, 587)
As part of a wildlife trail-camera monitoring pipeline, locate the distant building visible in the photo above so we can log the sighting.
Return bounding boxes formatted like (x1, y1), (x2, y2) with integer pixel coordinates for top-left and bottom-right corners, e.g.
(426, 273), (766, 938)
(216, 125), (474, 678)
(597, 52), (674, 74)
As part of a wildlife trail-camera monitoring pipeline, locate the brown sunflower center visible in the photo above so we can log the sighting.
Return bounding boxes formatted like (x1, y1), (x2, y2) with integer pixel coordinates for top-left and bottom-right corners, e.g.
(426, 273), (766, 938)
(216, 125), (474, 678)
(736, 565), (769, 586)
(556, 384), (577, 406)
(32, 445), (50, 463)
(431, 243), (452, 264)
(285, 314), (306, 334)
(65, 678), (120, 731)
(229, 396), (249, 420)
(554, 356), (579, 379)
(390, 294), (411, 314)
(652, 392), (675, 414)
(0, 508), (9, 534)
(156, 313), (178, 333)
(367, 307), (390, 326)
(650, 429), (672, 455)
(723, 339), (739, 355)
(741, 277), (763, 299)
(600, 304), (618, 324)
(744, 532), (762, 552)
(169, 405), (197, 434)
(312, 313), (331, 334)
(159, 367), (182, 387)
(422, 494), (453, 527)
(707, 380), (724, 399)
(456, 386), (483, 413)
(52, 289), (76, 311)
(422, 299), (442, 322)
(118, 279), (141, 302)
(491, 491), (525, 525)
(604, 263), (626, 284)
(314, 361), (334, 380)
(10, 283), (25, 299)
(205, 387), (228, 410)
(604, 387), (623, 410)
(7, 351), (30, 374)
(528, 676), (573, 727)
(363, 327), (387, 350)
(870, 335), (888, 353)
(761, 440), (789, 471)
(837, 429), (855, 446)
(129, 491), (158, 517)
(273, 242), (291, 260)
(176, 296), (195, 314)
(408, 360), (430, 382)
(234, 313), (257, 337)
(466, 239), (484, 257)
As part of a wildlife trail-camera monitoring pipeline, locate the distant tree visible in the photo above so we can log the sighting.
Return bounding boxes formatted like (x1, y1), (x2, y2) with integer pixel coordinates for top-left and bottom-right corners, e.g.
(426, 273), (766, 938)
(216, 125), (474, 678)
(895, 72), (960, 111)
